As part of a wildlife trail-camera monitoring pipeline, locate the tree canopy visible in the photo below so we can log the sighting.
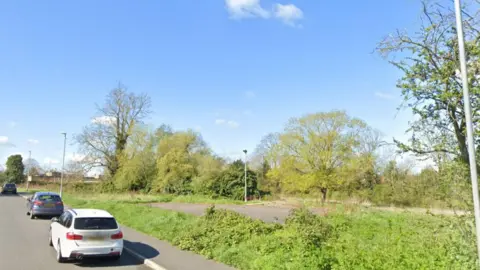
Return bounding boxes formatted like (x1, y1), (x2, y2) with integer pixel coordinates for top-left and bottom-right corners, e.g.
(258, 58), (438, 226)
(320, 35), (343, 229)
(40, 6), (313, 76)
(377, 0), (480, 167)
(76, 83), (152, 176)
(5, 154), (25, 183)
(265, 110), (381, 200)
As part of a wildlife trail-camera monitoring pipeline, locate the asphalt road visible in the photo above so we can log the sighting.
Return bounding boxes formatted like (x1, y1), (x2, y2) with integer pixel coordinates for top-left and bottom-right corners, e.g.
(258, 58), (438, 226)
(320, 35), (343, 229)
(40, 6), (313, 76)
(0, 194), (149, 270)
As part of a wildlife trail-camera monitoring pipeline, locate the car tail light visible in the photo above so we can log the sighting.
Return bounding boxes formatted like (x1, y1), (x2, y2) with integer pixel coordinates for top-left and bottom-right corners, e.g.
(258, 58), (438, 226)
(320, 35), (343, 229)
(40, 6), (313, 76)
(55, 201), (63, 206)
(66, 232), (83, 240)
(33, 200), (43, 206)
(111, 231), (123, 240)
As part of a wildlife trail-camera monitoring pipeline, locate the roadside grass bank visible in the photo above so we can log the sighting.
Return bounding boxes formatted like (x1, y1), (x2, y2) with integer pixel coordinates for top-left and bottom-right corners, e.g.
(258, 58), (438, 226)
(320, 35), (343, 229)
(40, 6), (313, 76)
(17, 183), (247, 205)
(58, 192), (477, 270)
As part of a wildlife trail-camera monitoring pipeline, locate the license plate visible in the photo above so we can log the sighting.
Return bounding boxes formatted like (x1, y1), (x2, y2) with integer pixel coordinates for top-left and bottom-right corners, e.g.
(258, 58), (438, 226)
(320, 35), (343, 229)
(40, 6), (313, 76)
(44, 203), (54, 208)
(88, 236), (104, 241)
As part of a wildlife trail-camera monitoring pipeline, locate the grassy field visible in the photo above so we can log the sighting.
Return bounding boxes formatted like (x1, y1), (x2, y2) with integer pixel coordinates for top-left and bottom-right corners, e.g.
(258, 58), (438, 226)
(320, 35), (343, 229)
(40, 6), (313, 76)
(56, 193), (477, 269)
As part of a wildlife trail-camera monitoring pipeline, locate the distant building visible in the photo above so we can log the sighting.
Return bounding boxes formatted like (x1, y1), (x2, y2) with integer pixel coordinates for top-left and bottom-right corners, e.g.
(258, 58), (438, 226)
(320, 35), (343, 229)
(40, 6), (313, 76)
(45, 170), (61, 177)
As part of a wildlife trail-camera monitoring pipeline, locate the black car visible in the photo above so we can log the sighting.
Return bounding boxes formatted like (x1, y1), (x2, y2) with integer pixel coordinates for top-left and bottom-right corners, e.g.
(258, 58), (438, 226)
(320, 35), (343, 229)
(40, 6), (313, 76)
(1, 183), (17, 194)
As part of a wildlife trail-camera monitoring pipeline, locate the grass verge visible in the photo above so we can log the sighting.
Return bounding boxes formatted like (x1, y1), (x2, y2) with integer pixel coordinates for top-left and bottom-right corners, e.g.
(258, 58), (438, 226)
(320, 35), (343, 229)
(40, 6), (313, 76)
(17, 185), (247, 205)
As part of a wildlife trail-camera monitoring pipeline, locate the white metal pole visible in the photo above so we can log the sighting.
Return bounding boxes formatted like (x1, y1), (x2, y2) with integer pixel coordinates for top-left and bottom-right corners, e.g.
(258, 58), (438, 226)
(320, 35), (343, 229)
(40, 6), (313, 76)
(26, 150), (31, 191)
(454, 0), (480, 262)
(60, 133), (67, 197)
(244, 150), (248, 202)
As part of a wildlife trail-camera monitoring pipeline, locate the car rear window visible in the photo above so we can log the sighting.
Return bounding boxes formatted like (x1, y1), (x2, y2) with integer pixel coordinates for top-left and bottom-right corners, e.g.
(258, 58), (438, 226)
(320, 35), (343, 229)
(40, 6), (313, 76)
(74, 217), (118, 230)
(37, 195), (61, 202)
(5, 184), (15, 188)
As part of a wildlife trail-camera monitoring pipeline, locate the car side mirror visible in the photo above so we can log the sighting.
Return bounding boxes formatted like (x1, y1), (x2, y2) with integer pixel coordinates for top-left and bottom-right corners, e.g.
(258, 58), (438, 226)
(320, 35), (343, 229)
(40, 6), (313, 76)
(51, 217), (59, 223)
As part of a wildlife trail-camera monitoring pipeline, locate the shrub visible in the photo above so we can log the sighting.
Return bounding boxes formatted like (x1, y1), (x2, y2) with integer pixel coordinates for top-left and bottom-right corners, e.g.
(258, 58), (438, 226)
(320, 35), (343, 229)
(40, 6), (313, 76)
(173, 206), (280, 259)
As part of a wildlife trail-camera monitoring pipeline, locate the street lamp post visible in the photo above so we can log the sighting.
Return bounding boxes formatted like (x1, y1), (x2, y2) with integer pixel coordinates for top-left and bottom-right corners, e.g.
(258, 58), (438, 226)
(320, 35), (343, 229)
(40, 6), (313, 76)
(243, 149), (248, 202)
(454, 0), (480, 262)
(60, 133), (67, 198)
(26, 150), (31, 191)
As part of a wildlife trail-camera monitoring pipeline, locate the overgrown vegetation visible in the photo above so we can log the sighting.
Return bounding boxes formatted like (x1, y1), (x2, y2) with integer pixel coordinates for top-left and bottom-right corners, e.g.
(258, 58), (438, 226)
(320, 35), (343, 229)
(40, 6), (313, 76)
(61, 194), (478, 270)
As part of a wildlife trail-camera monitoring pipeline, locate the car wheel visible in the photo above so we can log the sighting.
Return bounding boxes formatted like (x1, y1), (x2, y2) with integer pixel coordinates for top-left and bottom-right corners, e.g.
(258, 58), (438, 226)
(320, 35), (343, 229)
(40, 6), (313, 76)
(30, 213), (35, 219)
(111, 255), (121, 261)
(56, 241), (65, 263)
(48, 230), (53, 247)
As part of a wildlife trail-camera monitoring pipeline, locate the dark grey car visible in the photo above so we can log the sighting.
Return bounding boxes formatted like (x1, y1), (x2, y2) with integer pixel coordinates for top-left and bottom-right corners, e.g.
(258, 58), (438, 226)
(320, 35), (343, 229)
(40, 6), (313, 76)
(1, 183), (17, 194)
(26, 192), (64, 219)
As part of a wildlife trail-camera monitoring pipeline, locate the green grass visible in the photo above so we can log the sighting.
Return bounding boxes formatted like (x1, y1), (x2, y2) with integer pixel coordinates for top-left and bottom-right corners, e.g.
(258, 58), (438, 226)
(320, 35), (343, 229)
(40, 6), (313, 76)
(66, 192), (246, 205)
(59, 193), (478, 270)
(62, 194), (198, 242)
(16, 183), (247, 205)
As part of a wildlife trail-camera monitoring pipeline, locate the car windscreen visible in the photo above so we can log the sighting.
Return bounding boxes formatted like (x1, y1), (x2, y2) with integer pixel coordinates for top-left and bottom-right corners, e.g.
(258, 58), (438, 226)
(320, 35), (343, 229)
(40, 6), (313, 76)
(74, 217), (118, 230)
(37, 195), (61, 202)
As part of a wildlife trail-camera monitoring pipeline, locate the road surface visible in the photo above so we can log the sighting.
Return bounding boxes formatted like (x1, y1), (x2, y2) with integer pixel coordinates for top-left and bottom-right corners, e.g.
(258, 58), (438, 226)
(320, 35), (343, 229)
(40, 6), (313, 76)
(0, 194), (149, 270)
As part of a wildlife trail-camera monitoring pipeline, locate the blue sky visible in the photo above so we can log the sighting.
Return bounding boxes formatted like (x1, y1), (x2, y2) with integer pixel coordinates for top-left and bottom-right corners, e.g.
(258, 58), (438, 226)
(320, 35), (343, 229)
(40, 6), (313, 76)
(0, 0), (425, 170)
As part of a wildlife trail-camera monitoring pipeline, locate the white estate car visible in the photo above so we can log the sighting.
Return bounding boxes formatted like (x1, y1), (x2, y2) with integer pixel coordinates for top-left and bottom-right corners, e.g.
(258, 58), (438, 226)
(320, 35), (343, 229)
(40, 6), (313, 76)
(49, 209), (124, 262)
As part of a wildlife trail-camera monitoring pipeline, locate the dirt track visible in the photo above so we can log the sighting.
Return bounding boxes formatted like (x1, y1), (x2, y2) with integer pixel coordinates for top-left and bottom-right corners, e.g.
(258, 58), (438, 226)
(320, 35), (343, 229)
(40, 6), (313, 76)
(149, 200), (467, 223)
(149, 202), (328, 223)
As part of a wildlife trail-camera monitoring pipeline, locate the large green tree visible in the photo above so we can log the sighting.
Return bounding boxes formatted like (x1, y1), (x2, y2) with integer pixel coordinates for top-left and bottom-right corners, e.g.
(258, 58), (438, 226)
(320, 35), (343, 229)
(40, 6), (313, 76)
(114, 126), (158, 191)
(5, 154), (25, 183)
(267, 110), (380, 201)
(153, 130), (210, 194)
(76, 83), (152, 176)
(377, 0), (480, 166)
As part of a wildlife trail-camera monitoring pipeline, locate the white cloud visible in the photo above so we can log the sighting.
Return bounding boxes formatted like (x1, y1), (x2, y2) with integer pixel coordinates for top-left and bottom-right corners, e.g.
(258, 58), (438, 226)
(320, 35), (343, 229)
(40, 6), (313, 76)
(91, 116), (116, 125)
(27, 139), (39, 145)
(225, 0), (270, 19)
(245, 91), (256, 98)
(225, 1), (304, 27)
(0, 136), (14, 147)
(0, 136), (8, 144)
(273, 4), (303, 27)
(215, 119), (226, 125)
(375, 91), (396, 100)
(44, 157), (60, 165)
(215, 119), (240, 128)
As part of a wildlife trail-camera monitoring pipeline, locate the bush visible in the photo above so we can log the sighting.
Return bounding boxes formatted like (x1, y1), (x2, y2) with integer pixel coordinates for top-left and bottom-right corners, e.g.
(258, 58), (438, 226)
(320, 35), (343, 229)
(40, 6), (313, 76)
(96, 179), (117, 193)
(69, 182), (96, 193)
(208, 160), (259, 200)
(173, 206), (280, 259)
(172, 206), (337, 269)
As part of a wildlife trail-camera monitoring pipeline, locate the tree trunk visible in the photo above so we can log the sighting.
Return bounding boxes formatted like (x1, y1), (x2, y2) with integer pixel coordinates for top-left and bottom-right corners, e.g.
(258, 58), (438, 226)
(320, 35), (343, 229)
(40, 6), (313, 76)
(321, 188), (327, 203)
